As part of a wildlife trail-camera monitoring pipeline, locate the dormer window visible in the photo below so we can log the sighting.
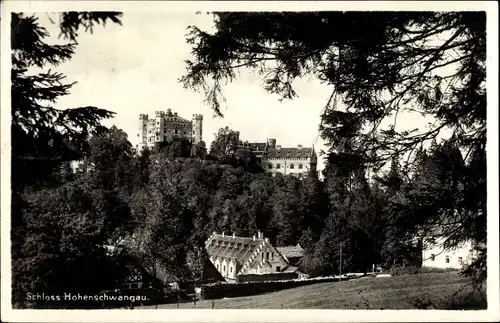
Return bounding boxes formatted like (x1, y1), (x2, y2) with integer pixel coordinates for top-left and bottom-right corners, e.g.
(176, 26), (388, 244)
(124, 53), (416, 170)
(298, 164), (303, 169)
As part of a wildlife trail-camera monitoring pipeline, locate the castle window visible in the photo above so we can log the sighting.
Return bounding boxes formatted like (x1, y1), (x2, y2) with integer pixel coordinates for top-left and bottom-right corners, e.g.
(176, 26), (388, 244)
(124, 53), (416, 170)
(430, 254), (435, 261)
(445, 256), (450, 263)
(268, 164), (273, 169)
(276, 164), (281, 169)
(298, 164), (303, 169)
(290, 164), (294, 169)
(193, 131), (196, 134)
(184, 131), (187, 135)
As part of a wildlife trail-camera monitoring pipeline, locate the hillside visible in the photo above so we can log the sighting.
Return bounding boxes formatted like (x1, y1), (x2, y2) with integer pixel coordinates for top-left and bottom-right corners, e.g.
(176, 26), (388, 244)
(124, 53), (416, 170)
(143, 272), (486, 310)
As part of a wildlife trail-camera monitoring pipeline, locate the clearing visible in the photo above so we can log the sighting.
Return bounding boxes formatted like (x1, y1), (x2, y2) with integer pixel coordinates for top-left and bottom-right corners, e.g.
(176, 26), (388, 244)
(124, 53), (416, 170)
(141, 271), (486, 309)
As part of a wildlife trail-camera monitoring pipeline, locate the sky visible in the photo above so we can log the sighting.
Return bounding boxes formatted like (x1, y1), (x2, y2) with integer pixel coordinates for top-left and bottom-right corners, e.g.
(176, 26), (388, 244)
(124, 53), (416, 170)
(35, 12), (333, 171)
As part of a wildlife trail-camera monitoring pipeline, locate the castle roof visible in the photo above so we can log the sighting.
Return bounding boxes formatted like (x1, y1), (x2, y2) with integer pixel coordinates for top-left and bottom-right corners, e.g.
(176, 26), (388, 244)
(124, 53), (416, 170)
(267, 147), (314, 159)
(205, 233), (266, 266)
(249, 142), (268, 151)
(276, 245), (305, 259)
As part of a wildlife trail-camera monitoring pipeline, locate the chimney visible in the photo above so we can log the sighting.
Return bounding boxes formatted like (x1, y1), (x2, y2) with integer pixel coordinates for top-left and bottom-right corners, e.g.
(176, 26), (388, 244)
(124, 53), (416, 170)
(265, 238), (269, 243)
(253, 235), (256, 241)
(257, 231), (264, 239)
(232, 233), (235, 239)
(277, 145), (281, 149)
(222, 232), (225, 238)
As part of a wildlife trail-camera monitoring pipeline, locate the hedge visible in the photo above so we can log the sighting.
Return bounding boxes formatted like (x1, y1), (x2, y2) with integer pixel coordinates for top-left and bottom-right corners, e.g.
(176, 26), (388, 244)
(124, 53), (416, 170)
(201, 276), (350, 300)
(236, 272), (298, 283)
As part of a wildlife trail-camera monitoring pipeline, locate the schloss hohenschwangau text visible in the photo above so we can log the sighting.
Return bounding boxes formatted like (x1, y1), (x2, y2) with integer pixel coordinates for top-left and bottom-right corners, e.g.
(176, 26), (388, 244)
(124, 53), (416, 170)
(26, 292), (147, 303)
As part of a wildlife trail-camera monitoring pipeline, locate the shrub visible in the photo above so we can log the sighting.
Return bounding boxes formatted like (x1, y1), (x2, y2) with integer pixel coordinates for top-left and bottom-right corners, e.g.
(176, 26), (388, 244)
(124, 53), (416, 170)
(390, 265), (421, 276)
(420, 267), (457, 274)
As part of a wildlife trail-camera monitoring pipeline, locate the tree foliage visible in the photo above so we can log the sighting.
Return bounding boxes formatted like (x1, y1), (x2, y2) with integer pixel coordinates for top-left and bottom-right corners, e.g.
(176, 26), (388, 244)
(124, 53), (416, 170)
(181, 11), (487, 284)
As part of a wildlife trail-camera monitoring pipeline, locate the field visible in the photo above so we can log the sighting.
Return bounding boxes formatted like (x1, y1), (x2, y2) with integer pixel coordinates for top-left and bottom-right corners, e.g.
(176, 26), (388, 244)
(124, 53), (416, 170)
(141, 272), (486, 310)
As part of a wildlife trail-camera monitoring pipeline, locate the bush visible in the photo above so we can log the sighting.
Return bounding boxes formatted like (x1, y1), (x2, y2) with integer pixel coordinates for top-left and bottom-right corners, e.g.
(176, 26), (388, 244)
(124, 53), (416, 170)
(420, 267), (457, 274)
(390, 265), (421, 276)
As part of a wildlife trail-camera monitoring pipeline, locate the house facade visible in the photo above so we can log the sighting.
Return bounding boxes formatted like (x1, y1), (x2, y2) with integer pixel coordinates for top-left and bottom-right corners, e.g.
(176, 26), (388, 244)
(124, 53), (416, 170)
(236, 137), (318, 178)
(205, 231), (298, 282)
(422, 237), (479, 270)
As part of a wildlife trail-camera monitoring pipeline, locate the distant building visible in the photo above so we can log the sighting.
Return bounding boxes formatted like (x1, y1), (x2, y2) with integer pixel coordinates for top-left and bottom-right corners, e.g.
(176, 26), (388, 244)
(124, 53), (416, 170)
(205, 231), (302, 282)
(276, 244), (305, 267)
(237, 137), (318, 178)
(421, 237), (480, 270)
(137, 110), (203, 152)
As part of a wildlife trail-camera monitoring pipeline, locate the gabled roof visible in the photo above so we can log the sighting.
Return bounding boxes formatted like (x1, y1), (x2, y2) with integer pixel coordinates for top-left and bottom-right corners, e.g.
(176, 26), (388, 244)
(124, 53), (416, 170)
(205, 234), (265, 266)
(276, 245), (305, 259)
(267, 147), (314, 159)
(283, 266), (300, 273)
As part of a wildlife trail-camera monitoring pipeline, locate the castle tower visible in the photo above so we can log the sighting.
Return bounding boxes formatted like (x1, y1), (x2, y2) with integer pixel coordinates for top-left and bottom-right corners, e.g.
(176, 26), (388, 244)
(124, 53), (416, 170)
(192, 114), (203, 144)
(267, 138), (276, 149)
(138, 114), (149, 145)
(154, 111), (165, 143)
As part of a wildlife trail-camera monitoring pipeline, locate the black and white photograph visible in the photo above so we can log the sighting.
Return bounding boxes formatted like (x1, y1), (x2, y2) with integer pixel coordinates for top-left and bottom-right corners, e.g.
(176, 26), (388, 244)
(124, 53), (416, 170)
(1, 1), (498, 322)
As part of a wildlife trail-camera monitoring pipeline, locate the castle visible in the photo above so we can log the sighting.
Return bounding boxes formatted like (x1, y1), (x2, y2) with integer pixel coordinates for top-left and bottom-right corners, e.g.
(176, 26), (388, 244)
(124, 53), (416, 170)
(237, 138), (318, 178)
(136, 109), (203, 152)
(136, 111), (317, 178)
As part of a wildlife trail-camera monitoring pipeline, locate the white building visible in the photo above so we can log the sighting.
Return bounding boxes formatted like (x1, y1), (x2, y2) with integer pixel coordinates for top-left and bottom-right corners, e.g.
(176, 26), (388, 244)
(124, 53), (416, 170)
(238, 138), (318, 178)
(137, 110), (203, 152)
(422, 237), (479, 270)
(205, 231), (299, 282)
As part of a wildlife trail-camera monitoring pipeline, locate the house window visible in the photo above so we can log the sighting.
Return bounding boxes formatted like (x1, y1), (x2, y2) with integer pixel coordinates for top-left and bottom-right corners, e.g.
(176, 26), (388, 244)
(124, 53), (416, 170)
(430, 254), (435, 261)
(184, 131), (187, 135)
(268, 164), (273, 169)
(266, 252), (269, 260)
(445, 256), (450, 263)
(290, 164), (294, 169)
(130, 283), (139, 289)
(262, 253), (264, 260)
(223, 266), (226, 272)
(276, 164), (281, 169)
(458, 257), (463, 265)
(276, 266), (281, 272)
(298, 164), (303, 169)
(271, 252), (274, 260)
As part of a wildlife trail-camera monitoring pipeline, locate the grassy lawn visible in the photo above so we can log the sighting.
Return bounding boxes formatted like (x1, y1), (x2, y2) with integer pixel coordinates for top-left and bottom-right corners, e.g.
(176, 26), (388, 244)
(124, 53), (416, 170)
(141, 272), (486, 310)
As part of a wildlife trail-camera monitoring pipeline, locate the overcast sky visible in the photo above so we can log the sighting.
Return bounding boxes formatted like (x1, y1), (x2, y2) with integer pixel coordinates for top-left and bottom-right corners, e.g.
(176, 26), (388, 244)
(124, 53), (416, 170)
(34, 12), (334, 171)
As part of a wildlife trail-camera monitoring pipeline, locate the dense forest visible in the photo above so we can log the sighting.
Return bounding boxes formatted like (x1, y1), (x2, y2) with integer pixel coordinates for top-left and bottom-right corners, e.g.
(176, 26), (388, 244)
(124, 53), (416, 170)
(13, 123), (482, 307)
(11, 11), (486, 308)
